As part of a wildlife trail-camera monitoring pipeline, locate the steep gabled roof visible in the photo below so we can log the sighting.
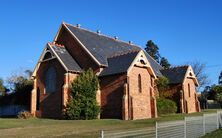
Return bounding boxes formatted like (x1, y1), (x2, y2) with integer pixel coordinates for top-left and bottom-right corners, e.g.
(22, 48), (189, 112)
(64, 23), (140, 66)
(32, 43), (82, 77)
(161, 66), (189, 84)
(48, 43), (82, 72)
(57, 22), (163, 77)
(144, 51), (163, 77)
(99, 51), (140, 77)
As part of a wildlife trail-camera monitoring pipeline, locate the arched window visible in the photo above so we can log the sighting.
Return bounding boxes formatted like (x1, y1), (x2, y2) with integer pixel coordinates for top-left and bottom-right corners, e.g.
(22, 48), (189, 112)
(138, 74), (142, 93)
(188, 84), (191, 97)
(43, 52), (52, 60)
(45, 67), (56, 93)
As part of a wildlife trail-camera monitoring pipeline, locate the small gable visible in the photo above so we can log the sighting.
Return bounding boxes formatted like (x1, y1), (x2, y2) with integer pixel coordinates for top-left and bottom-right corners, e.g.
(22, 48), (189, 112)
(128, 51), (157, 78)
(161, 65), (199, 86)
(161, 66), (189, 84)
(50, 43), (82, 72)
(184, 66), (199, 86)
(32, 43), (82, 77)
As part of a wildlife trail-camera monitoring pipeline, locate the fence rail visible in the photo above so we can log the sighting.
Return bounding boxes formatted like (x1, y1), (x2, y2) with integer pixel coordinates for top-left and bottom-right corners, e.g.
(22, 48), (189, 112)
(102, 127), (156, 138)
(101, 111), (222, 138)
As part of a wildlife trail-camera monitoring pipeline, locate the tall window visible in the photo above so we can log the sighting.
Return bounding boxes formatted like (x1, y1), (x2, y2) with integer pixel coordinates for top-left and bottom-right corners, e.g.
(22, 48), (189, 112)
(138, 74), (142, 93)
(188, 84), (191, 97)
(150, 77), (153, 87)
(45, 67), (57, 93)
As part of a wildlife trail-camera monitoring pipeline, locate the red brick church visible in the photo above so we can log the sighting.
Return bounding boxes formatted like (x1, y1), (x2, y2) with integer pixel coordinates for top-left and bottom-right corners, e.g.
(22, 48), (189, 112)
(30, 22), (200, 120)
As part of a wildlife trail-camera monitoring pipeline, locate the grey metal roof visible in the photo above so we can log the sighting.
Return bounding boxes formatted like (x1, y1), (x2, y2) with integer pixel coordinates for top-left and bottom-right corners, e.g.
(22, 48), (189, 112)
(99, 51), (139, 77)
(66, 24), (141, 66)
(65, 23), (163, 77)
(160, 66), (189, 84)
(50, 44), (82, 72)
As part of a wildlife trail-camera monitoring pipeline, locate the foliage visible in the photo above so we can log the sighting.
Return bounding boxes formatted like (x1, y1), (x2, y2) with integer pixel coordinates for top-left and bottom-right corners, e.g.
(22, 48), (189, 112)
(157, 98), (177, 115)
(145, 40), (161, 63)
(65, 69), (100, 120)
(155, 76), (172, 98)
(160, 57), (171, 69)
(17, 111), (33, 119)
(144, 40), (171, 69)
(0, 70), (33, 108)
(7, 69), (33, 91)
(201, 85), (222, 101)
(0, 78), (6, 96)
(188, 61), (210, 89)
(201, 129), (222, 138)
(219, 71), (222, 85)
(212, 85), (222, 105)
(14, 79), (33, 107)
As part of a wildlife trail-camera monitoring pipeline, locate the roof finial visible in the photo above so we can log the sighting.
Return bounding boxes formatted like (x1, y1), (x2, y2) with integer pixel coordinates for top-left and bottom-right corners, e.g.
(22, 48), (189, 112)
(129, 41), (133, 45)
(97, 30), (101, 35)
(114, 36), (118, 40)
(76, 24), (81, 28)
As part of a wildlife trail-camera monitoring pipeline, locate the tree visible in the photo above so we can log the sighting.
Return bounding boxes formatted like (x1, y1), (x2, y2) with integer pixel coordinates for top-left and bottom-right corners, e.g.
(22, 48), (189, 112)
(155, 76), (172, 98)
(145, 40), (161, 63)
(160, 57), (171, 69)
(157, 98), (177, 115)
(2, 70), (33, 108)
(7, 69), (33, 91)
(219, 71), (222, 85)
(0, 78), (6, 96)
(188, 61), (210, 89)
(65, 69), (100, 120)
(212, 85), (222, 107)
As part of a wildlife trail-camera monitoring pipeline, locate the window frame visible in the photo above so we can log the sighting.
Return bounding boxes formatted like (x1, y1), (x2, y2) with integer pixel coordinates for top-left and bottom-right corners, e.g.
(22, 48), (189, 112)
(188, 83), (191, 97)
(138, 74), (142, 93)
(45, 66), (57, 94)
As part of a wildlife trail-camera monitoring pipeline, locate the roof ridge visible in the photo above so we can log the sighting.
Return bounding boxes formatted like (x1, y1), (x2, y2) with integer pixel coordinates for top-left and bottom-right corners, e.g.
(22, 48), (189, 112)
(48, 42), (64, 47)
(108, 50), (140, 59)
(64, 22), (143, 49)
(165, 65), (189, 70)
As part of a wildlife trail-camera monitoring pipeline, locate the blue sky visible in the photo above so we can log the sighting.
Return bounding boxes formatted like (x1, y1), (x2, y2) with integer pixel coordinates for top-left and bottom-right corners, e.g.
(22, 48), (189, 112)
(0, 0), (221, 86)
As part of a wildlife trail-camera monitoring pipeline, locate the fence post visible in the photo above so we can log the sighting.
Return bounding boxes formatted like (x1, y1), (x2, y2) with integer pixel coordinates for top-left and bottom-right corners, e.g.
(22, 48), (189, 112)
(100, 130), (104, 138)
(156, 121), (158, 138)
(203, 114), (205, 135)
(217, 111), (219, 129)
(184, 117), (186, 138)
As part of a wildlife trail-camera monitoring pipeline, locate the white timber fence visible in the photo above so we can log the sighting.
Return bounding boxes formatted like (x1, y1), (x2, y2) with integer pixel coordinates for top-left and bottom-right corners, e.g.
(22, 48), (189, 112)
(100, 111), (222, 138)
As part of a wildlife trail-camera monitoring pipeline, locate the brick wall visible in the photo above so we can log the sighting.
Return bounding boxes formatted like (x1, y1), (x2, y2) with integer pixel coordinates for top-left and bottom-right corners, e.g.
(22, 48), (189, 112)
(183, 78), (199, 113)
(128, 66), (155, 120)
(36, 59), (66, 118)
(99, 74), (127, 119)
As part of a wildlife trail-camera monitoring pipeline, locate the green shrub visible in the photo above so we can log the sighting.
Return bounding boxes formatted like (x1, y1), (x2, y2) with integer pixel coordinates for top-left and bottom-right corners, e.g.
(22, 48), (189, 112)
(155, 77), (172, 98)
(157, 98), (177, 115)
(17, 111), (33, 119)
(65, 69), (100, 120)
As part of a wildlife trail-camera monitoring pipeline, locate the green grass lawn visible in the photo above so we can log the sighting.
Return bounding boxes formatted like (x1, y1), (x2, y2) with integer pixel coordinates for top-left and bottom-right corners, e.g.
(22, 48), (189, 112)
(0, 109), (219, 138)
(202, 129), (222, 138)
